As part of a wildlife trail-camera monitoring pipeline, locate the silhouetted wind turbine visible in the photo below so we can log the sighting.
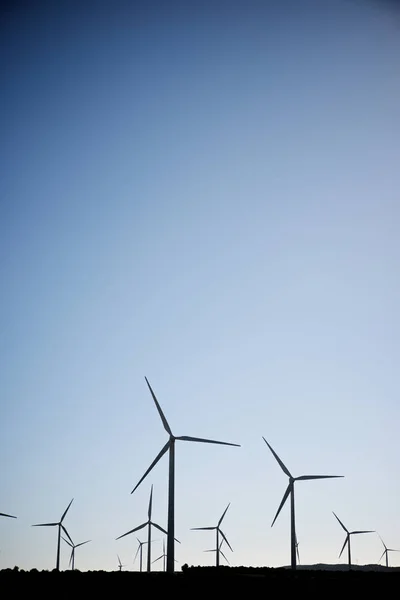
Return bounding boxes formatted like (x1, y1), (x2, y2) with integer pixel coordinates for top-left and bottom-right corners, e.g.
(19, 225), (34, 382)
(117, 485), (172, 572)
(32, 499), (74, 570)
(117, 554), (126, 571)
(205, 538), (230, 565)
(263, 438), (343, 570)
(295, 535), (300, 564)
(62, 536), (91, 570)
(377, 534), (399, 567)
(152, 539), (176, 571)
(131, 377), (240, 573)
(191, 503), (233, 567)
(0, 513), (17, 519)
(332, 512), (374, 568)
(134, 538), (149, 572)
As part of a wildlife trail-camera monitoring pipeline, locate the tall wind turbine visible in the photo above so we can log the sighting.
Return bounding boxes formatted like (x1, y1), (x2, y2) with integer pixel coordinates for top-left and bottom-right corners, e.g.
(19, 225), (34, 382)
(131, 377), (240, 573)
(117, 485), (171, 572)
(62, 536), (91, 570)
(0, 513), (17, 519)
(32, 499), (74, 570)
(134, 538), (149, 572)
(332, 512), (374, 568)
(377, 534), (399, 567)
(263, 437), (343, 570)
(191, 503), (233, 567)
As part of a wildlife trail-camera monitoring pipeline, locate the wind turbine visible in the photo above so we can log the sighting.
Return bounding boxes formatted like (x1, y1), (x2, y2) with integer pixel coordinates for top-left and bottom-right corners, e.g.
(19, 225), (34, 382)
(377, 534), (399, 567)
(134, 538), (149, 572)
(62, 536), (91, 570)
(117, 554), (126, 571)
(263, 437), (343, 570)
(0, 513), (17, 519)
(131, 377), (240, 573)
(295, 534), (300, 564)
(152, 539), (177, 571)
(191, 503), (233, 567)
(332, 512), (374, 568)
(32, 499), (74, 570)
(205, 538), (230, 565)
(117, 485), (172, 572)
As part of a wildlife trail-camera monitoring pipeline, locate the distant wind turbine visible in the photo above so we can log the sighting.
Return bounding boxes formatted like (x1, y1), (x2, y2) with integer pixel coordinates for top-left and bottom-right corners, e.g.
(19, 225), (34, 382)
(191, 503), (233, 567)
(152, 539), (177, 571)
(134, 538), (149, 572)
(377, 534), (399, 568)
(131, 377), (240, 573)
(332, 512), (374, 568)
(117, 554), (126, 571)
(295, 535), (300, 564)
(32, 499), (74, 570)
(263, 437), (343, 570)
(205, 538), (230, 565)
(0, 513), (17, 519)
(117, 485), (173, 572)
(62, 536), (91, 570)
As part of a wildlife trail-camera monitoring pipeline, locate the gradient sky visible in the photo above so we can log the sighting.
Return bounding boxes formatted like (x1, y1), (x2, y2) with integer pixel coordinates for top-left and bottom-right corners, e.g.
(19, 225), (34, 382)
(1, 0), (399, 572)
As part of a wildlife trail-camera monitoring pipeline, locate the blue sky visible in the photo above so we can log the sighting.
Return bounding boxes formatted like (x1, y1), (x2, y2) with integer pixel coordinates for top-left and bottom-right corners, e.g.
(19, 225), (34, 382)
(1, 0), (399, 571)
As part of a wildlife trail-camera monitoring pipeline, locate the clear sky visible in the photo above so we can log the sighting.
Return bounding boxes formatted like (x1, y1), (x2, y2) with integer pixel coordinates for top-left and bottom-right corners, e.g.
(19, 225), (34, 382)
(1, 0), (399, 572)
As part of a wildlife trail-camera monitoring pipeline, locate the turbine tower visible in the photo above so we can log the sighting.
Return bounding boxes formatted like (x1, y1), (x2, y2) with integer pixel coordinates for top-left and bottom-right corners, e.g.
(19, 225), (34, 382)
(377, 534), (399, 567)
(117, 485), (172, 572)
(131, 377), (240, 573)
(32, 499), (74, 570)
(332, 512), (374, 568)
(263, 437), (343, 570)
(191, 503), (233, 567)
(62, 536), (91, 570)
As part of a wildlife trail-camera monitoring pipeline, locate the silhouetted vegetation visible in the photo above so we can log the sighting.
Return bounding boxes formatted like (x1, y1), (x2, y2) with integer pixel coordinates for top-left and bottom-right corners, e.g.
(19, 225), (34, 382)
(1, 565), (399, 598)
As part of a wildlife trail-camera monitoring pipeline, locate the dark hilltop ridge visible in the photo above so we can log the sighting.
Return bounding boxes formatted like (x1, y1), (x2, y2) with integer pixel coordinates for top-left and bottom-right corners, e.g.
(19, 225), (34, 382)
(1, 564), (399, 598)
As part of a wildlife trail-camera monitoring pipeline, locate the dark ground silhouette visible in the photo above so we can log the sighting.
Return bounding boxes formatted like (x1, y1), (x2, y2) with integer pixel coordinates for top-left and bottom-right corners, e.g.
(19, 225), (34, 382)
(1, 565), (399, 598)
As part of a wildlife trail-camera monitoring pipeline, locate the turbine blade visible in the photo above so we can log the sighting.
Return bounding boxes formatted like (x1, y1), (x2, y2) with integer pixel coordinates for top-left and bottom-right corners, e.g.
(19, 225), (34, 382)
(75, 540), (91, 547)
(61, 525), (74, 545)
(377, 534), (387, 549)
(204, 549), (216, 553)
(332, 512), (349, 533)
(69, 550), (73, 567)
(0, 513), (17, 519)
(62, 537), (73, 547)
(220, 550), (230, 564)
(191, 527), (216, 531)
(339, 535), (348, 558)
(296, 475), (344, 481)
(150, 522), (169, 537)
(351, 530), (374, 535)
(131, 441), (170, 494)
(32, 522), (58, 527)
(60, 498), (74, 523)
(152, 556), (163, 563)
(262, 437), (292, 477)
(117, 554), (122, 566)
(218, 529), (233, 552)
(148, 485), (153, 520)
(218, 503), (230, 527)
(133, 545), (140, 563)
(116, 522), (147, 540)
(271, 484), (291, 527)
(145, 377), (172, 435)
(176, 435), (240, 447)
(378, 550), (386, 562)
